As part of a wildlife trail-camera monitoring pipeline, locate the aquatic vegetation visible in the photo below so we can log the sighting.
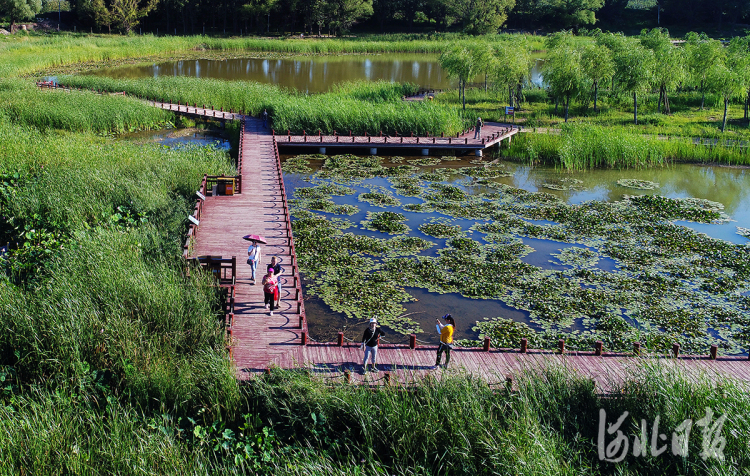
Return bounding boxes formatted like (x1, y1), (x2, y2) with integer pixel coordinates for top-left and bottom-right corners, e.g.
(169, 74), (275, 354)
(458, 165), (513, 179)
(551, 247), (601, 268)
(738, 227), (750, 239)
(293, 183), (355, 199)
(418, 168), (453, 182)
(418, 218), (463, 238)
(388, 176), (423, 196)
(282, 156), (313, 173)
(358, 188), (401, 207)
(361, 211), (410, 234)
(286, 153), (750, 355)
(542, 177), (585, 191)
(290, 197), (359, 215)
(625, 195), (727, 223)
(408, 157), (442, 166)
(617, 178), (660, 190)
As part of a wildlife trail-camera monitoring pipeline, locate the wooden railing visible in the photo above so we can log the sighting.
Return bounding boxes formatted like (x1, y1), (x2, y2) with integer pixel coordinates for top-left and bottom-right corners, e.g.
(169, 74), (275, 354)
(272, 137), (308, 337)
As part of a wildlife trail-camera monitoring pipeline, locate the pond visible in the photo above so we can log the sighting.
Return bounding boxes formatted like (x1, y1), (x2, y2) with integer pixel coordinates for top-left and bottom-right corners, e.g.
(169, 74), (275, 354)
(282, 152), (750, 354)
(117, 125), (233, 151)
(86, 53), (545, 93)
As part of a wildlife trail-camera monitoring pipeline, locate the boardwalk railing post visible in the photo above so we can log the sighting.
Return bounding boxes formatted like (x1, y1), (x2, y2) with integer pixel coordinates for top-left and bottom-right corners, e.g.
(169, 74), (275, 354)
(710, 345), (718, 360)
(672, 343), (680, 358)
(558, 339), (565, 354)
(505, 375), (512, 392)
(483, 337), (491, 352)
(520, 338), (528, 353)
(337, 332), (344, 346)
(595, 341), (603, 356)
(633, 342), (641, 355)
(409, 334), (416, 349)
(384, 372), (391, 385)
(301, 331), (307, 346)
(344, 369), (351, 383)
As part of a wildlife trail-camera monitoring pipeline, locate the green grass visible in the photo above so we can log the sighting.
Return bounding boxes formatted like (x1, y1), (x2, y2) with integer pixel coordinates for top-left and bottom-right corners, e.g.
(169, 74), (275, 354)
(0, 79), (173, 133)
(55, 76), (471, 136)
(5, 362), (747, 475)
(501, 124), (750, 169)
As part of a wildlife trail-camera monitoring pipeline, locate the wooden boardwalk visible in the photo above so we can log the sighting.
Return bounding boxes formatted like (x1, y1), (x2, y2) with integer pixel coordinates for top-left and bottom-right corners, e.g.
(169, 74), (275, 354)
(157, 103), (750, 390)
(273, 123), (518, 153)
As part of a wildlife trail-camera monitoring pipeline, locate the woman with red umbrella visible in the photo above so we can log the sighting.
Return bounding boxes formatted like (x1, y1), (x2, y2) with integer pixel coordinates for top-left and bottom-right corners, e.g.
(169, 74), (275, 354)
(243, 235), (266, 284)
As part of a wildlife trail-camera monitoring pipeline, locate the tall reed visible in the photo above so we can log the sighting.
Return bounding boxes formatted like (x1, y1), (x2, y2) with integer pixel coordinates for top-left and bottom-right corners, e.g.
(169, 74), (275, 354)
(0, 79), (172, 133)
(57, 75), (470, 135)
(503, 124), (750, 169)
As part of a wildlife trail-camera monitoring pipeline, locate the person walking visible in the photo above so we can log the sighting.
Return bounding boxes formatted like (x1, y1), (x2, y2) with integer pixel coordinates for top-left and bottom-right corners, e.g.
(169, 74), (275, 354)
(267, 256), (283, 307)
(262, 109), (268, 128)
(361, 318), (385, 373)
(262, 267), (278, 316)
(473, 117), (483, 139)
(247, 241), (261, 283)
(435, 314), (455, 369)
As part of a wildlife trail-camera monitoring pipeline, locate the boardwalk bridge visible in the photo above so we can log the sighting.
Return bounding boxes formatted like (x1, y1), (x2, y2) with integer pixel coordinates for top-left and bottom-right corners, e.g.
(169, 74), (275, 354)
(37, 83), (750, 390)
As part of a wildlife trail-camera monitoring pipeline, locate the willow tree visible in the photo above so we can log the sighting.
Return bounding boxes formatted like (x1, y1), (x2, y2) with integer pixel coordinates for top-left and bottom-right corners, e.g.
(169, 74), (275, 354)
(685, 32), (723, 110)
(544, 41), (582, 122)
(640, 28), (685, 114)
(579, 42), (613, 112)
(439, 43), (478, 111)
(708, 50), (748, 133)
(612, 37), (654, 125)
(492, 42), (530, 109)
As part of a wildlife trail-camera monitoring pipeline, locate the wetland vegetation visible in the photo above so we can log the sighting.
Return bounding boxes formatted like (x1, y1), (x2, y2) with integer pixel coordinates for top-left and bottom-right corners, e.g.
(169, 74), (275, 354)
(1, 32), (749, 474)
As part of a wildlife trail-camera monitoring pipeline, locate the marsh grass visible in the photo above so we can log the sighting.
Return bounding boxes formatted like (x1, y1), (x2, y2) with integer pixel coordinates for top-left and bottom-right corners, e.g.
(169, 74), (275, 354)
(503, 125), (750, 169)
(0, 79), (172, 133)
(57, 75), (469, 136)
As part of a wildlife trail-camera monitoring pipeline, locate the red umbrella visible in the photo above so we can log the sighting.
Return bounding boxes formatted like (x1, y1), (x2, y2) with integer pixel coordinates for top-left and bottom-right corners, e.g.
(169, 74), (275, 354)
(242, 234), (267, 244)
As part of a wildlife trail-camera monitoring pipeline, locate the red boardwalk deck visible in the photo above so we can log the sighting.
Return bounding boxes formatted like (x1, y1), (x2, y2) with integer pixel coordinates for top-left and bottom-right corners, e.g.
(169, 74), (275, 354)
(175, 110), (750, 391)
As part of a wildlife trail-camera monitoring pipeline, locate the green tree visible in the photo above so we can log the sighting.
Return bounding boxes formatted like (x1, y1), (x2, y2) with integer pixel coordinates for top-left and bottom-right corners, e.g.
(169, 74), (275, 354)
(92, 0), (158, 33)
(327, 0), (373, 35)
(612, 37), (654, 125)
(640, 28), (685, 114)
(579, 42), (613, 112)
(241, 0), (278, 34)
(443, 0), (515, 34)
(708, 46), (748, 132)
(439, 43), (478, 112)
(492, 41), (531, 109)
(684, 32), (723, 111)
(0, 0), (42, 31)
(543, 35), (583, 122)
(549, 0), (603, 29)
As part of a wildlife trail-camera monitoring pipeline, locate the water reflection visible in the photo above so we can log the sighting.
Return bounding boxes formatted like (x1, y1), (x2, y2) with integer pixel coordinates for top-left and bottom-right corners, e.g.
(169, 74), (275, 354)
(89, 54), (546, 93)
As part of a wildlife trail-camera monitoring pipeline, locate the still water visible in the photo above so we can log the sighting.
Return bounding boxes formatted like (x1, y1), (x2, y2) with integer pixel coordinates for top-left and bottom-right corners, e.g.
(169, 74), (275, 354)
(88, 53), (545, 93)
(282, 153), (750, 344)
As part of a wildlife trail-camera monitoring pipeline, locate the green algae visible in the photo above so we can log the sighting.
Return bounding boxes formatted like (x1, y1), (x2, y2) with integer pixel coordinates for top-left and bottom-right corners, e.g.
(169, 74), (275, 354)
(361, 211), (411, 234)
(617, 178), (659, 190)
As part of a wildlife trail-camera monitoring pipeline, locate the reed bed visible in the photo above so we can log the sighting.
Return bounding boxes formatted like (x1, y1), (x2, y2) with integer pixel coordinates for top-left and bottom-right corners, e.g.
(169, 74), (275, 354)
(0, 118), (238, 413)
(503, 124), (750, 169)
(57, 76), (470, 135)
(0, 79), (172, 133)
(2, 362), (747, 475)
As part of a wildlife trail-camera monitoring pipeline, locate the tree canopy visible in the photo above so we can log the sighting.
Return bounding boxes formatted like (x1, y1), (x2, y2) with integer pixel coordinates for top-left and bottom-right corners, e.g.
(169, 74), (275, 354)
(0, 0), (42, 30)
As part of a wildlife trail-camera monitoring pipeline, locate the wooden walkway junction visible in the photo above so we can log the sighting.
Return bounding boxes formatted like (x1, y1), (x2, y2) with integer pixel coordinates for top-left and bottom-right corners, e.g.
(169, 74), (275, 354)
(159, 102), (749, 391)
(30, 86), (746, 391)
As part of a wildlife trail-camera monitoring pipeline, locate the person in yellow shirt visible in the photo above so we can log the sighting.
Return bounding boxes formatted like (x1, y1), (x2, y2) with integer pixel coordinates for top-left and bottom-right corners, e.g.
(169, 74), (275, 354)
(435, 314), (455, 368)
